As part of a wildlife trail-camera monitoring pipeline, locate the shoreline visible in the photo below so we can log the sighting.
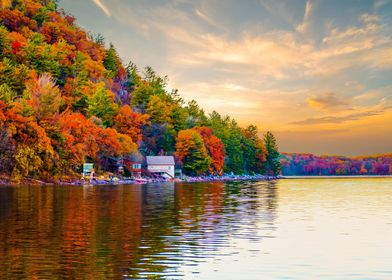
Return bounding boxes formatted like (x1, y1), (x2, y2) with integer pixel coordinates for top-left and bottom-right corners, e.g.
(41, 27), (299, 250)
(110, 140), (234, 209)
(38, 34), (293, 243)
(0, 174), (278, 187)
(1, 174), (392, 187)
(281, 175), (392, 179)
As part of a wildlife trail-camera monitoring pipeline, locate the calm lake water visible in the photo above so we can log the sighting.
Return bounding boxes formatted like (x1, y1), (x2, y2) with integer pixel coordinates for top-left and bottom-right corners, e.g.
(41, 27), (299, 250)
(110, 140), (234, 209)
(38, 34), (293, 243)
(1, 178), (392, 279)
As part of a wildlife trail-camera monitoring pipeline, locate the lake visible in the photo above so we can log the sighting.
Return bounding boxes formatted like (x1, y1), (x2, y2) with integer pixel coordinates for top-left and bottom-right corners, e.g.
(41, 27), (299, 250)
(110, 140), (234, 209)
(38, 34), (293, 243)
(1, 178), (392, 279)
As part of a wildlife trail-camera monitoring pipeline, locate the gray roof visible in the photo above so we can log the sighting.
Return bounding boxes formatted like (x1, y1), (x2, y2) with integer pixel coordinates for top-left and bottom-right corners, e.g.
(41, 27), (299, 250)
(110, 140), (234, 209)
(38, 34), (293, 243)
(146, 156), (175, 165)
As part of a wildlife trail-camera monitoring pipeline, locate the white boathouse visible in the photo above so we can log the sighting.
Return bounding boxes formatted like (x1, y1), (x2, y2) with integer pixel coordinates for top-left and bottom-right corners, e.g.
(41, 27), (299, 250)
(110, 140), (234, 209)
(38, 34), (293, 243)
(146, 156), (175, 178)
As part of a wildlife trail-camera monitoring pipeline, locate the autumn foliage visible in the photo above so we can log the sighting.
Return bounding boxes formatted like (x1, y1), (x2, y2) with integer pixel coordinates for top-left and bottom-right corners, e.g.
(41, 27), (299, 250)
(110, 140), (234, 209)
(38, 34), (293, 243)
(0, 0), (142, 181)
(175, 129), (210, 175)
(0, 0), (279, 181)
(113, 105), (149, 143)
(193, 126), (224, 175)
(281, 153), (392, 176)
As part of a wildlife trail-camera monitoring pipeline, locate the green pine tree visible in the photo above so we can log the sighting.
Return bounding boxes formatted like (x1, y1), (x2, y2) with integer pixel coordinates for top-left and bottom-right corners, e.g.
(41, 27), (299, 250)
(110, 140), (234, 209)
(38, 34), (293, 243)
(264, 131), (281, 176)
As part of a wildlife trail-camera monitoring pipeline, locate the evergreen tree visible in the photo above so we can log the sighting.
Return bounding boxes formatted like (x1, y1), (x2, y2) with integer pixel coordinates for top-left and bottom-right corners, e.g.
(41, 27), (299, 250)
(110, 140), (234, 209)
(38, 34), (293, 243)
(185, 99), (207, 128)
(264, 131), (281, 176)
(241, 125), (266, 174)
(103, 43), (120, 78)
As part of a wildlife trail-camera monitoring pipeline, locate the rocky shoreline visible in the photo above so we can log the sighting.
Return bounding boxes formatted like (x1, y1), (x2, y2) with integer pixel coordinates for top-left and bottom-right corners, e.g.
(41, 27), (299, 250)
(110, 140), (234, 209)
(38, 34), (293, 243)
(0, 174), (279, 186)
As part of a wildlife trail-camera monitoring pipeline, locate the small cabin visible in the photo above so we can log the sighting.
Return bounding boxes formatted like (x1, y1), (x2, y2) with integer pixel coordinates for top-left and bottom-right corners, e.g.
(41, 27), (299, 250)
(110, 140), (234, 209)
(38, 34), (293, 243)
(82, 163), (94, 178)
(123, 159), (142, 178)
(130, 162), (142, 178)
(146, 156), (175, 178)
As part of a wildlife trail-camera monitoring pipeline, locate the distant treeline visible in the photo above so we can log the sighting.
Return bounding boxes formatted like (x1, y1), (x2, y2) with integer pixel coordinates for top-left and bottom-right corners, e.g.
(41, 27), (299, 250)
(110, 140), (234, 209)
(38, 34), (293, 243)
(0, 0), (280, 182)
(280, 153), (392, 176)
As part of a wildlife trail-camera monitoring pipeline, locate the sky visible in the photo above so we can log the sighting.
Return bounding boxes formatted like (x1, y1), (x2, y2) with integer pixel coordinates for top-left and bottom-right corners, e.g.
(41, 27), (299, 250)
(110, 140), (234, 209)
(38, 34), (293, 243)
(59, 0), (392, 156)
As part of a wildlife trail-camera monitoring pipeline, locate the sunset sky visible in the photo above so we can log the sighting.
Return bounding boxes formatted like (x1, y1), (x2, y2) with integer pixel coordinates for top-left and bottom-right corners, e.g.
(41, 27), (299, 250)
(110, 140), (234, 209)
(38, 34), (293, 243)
(59, 0), (392, 156)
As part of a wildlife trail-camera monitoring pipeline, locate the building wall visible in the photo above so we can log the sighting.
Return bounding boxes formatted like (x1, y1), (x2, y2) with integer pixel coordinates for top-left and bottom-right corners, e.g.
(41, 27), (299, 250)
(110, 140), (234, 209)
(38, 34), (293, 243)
(147, 164), (175, 178)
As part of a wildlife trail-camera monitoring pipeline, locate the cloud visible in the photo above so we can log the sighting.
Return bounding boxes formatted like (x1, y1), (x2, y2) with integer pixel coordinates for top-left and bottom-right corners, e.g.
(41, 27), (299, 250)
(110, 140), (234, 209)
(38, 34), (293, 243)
(291, 110), (384, 125)
(352, 85), (392, 105)
(222, 84), (248, 91)
(195, 7), (224, 30)
(374, 0), (390, 9)
(306, 92), (348, 110)
(91, 0), (111, 17)
(296, 0), (314, 34)
(104, 1), (392, 84)
(160, 10), (392, 84)
(59, 0), (392, 155)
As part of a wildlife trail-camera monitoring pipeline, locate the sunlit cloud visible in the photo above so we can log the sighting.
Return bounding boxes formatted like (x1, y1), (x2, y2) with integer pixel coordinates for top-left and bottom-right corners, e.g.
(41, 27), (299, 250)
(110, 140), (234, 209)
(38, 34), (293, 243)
(161, 11), (392, 84)
(306, 92), (348, 110)
(291, 110), (383, 125)
(296, 0), (314, 34)
(91, 0), (111, 17)
(194, 7), (224, 30)
(60, 0), (392, 155)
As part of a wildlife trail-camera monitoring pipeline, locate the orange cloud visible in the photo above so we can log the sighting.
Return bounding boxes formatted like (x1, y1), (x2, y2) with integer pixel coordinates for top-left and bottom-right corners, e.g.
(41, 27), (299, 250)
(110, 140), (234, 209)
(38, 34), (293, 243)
(306, 92), (349, 110)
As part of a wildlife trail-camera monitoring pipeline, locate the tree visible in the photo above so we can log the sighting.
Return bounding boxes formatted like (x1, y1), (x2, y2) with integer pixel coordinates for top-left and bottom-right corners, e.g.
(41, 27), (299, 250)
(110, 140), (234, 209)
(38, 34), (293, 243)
(224, 120), (243, 174)
(25, 73), (61, 122)
(186, 99), (207, 128)
(170, 103), (188, 132)
(175, 129), (210, 175)
(103, 43), (120, 78)
(0, 100), (56, 181)
(125, 61), (140, 91)
(131, 66), (167, 110)
(0, 57), (31, 96)
(140, 123), (167, 155)
(0, 26), (11, 57)
(57, 111), (100, 169)
(241, 125), (266, 174)
(194, 126), (225, 175)
(57, 112), (131, 170)
(113, 105), (149, 143)
(264, 131), (281, 176)
(94, 33), (105, 46)
(146, 95), (171, 124)
(0, 83), (17, 104)
(87, 83), (117, 126)
(205, 111), (238, 173)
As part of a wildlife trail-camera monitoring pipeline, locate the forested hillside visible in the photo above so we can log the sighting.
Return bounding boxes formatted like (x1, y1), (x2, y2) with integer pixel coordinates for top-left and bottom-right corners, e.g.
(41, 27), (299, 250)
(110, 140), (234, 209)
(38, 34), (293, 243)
(281, 153), (392, 176)
(0, 0), (280, 182)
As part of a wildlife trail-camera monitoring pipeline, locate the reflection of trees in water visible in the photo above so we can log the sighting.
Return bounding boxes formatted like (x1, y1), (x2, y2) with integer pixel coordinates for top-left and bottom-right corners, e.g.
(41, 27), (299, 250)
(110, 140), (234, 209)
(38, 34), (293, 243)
(0, 181), (279, 279)
(177, 180), (278, 257)
(227, 179), (277, 214)
(0, 187), (13, 219)
(127, 181), (279, 278)
(0, 185), (145, 279)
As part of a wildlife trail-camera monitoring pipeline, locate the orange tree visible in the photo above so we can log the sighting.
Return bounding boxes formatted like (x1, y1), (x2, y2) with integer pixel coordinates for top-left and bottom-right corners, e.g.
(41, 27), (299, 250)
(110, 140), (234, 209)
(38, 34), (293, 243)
(193, 126), (224, 175)
(113, 105), (149, 143)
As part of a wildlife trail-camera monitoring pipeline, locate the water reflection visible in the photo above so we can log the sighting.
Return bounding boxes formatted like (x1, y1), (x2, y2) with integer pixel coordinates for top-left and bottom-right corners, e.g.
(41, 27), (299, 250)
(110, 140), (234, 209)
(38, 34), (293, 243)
(0, 181), (277, 279)
(1, 179), (392, 279)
